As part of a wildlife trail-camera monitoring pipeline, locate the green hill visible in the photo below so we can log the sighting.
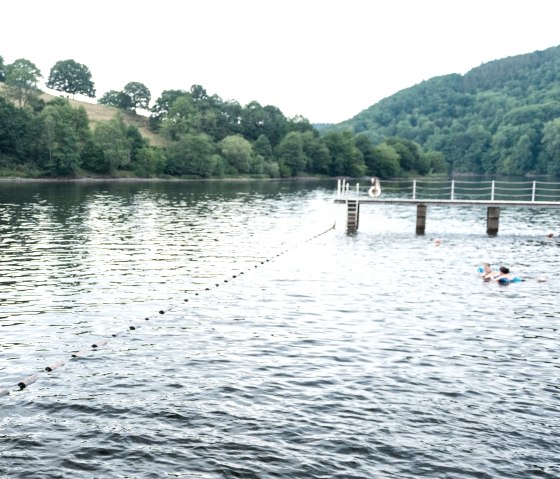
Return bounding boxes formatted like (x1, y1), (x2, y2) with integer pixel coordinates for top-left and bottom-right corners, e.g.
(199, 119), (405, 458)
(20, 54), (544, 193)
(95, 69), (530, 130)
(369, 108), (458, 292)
(0, 83), (167, 147)
(326, 44), (560, 176)
(39, 91), (169, 148)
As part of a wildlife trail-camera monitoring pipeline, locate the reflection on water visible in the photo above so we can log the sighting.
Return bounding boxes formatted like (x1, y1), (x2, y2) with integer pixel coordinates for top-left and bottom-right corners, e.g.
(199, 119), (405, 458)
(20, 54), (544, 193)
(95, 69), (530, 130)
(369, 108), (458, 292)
(0, 180), (559, 478)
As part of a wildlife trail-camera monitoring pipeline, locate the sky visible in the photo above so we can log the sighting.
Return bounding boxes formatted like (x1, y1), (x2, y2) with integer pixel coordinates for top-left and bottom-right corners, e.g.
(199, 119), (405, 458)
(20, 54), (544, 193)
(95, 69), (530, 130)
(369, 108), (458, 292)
(1, 0), (559, 124)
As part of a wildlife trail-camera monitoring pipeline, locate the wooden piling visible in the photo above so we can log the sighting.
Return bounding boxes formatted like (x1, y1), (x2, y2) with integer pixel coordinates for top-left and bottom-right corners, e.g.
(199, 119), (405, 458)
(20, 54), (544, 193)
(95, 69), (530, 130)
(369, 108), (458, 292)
(347, 200), (359, 232)
(487, 207), (500, 235)
(416, 204), (427, 235)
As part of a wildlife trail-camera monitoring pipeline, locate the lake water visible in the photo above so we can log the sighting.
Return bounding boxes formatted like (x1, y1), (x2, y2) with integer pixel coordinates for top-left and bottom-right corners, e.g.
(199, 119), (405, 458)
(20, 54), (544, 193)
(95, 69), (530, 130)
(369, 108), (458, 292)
(1, 179), (559, 478)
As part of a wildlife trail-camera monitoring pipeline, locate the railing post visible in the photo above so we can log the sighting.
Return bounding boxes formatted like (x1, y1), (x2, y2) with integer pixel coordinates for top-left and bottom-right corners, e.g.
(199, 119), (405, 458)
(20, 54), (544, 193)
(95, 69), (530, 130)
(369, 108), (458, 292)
(532, 181), (536, 202)
(491, 180), (495, 201)
(337, 178), (341, 197)
(412, 179), (417, 200)
(451, 180), (455, 200)
(356, 183), (359, 197)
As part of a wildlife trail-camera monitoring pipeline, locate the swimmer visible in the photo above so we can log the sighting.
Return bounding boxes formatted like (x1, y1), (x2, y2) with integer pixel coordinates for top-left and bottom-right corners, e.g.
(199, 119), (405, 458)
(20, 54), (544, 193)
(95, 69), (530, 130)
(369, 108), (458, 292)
(493, 266), (526, 284)
(480, 263), (496, 281)
(493, 266), (514, 281)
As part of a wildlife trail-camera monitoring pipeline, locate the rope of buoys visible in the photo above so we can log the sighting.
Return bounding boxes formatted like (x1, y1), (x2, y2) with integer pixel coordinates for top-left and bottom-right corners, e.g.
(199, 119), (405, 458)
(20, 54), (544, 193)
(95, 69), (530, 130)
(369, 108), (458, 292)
(0, 222), (336, 397)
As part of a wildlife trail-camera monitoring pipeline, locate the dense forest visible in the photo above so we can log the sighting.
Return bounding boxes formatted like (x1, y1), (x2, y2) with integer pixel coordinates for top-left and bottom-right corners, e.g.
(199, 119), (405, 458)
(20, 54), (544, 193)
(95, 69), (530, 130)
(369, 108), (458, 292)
(1, 45), (559, 179)
(326, 44), (560, 176)
(0, 57), (443, 179)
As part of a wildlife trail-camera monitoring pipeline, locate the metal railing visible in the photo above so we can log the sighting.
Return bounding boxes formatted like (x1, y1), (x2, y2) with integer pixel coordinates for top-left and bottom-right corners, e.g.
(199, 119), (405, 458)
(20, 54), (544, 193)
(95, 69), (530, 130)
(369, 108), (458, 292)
(336, 178), (560, 202)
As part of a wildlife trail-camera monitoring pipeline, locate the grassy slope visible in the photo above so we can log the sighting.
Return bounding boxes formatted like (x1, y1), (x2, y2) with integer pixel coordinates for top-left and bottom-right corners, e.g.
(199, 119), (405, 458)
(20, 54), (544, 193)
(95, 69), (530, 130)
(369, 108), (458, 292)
(0, 84), (168, 147)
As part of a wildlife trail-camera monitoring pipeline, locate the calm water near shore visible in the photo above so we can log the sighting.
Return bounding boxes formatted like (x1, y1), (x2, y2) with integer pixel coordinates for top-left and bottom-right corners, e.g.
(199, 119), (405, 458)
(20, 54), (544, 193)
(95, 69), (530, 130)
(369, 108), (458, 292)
(0, 179), (559, 478)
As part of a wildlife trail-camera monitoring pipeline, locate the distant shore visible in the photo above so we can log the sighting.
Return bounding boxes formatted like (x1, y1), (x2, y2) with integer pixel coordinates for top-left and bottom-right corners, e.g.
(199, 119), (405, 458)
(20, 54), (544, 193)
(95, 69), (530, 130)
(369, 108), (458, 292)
(0, 176), (332, 183)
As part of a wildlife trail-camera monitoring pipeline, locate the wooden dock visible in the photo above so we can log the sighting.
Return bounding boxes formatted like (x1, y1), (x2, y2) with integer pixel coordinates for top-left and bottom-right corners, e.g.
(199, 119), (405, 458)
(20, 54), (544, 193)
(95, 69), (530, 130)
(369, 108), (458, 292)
(335, 178), (560, 234)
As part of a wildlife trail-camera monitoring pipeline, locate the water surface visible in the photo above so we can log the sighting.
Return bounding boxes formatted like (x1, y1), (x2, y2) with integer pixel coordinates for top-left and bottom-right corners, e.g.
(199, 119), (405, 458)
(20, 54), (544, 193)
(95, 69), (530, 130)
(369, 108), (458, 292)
(1, 180), (559, 478)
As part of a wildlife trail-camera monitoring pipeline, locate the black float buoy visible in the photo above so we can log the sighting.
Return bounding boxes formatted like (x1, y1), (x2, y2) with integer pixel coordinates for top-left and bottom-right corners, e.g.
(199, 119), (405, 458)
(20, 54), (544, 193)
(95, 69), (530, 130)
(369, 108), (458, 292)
(159, 310), (165, 314)
(45, 360), (65, 372)
(92, 339), (108, 348)
(18, 375), (37, 390)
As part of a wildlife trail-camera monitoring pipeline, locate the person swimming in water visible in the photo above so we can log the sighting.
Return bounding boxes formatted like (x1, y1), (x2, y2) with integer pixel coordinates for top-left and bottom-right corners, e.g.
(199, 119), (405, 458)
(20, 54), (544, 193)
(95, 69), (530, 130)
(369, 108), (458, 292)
(493, 266), (523, 284)
(480, 263), (497, 281)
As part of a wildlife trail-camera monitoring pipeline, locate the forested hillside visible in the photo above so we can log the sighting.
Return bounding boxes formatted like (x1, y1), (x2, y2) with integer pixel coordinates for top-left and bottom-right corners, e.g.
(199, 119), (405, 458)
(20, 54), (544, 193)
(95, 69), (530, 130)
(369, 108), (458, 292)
(0, 55), (444, 179)
(328, 45), (560, 176)
(2, 46), (559, 179)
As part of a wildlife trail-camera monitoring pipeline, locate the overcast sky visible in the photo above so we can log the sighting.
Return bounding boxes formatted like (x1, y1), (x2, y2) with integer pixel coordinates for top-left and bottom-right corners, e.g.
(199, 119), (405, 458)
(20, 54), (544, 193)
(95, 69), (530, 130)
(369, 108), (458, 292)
(1, 0), (559, 124)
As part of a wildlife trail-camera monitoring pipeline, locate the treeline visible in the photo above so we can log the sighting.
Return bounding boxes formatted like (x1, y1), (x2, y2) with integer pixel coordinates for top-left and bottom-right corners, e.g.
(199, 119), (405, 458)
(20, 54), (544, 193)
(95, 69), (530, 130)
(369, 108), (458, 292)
(327, 44), (560, 176)
(0, 55), (444, 179)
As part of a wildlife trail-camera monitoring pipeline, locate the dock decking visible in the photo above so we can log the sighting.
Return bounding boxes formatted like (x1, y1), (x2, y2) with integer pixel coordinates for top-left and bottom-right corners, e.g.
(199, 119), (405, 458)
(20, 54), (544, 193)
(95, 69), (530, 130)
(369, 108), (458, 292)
(335, 178), (560, 234)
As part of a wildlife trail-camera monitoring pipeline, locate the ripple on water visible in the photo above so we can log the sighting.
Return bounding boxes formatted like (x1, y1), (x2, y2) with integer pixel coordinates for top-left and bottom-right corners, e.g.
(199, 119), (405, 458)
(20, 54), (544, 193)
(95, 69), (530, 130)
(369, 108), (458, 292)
(1, 182), (560, 478)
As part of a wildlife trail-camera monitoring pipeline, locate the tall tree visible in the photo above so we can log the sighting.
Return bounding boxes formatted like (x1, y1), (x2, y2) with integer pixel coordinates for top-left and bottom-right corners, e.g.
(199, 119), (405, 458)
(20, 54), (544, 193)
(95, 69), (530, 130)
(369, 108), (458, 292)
(98, 90), (133, 110)
(150, 89), (189, 126)
(165, 133), (216, 177)
(276, 131), (306, 177)
(39, 105), (81, 175)
(46, 59), (95, 98)
(5, 58), (42, 108)
(123, 82), (151, 112)
(541, 118), (560, 175)
(219, 135), (252, 173)
(93, 114), (132, 173)
(322, 131), (365, 177)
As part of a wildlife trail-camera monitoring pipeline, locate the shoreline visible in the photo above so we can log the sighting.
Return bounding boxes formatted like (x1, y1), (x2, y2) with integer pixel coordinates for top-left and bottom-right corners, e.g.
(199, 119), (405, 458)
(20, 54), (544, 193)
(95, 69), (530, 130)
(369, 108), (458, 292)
(0, 176), (334, 184)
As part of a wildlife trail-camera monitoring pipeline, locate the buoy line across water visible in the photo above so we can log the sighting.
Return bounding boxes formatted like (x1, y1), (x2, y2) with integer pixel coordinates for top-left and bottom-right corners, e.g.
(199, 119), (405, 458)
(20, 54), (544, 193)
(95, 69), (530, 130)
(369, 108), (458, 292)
(0, 222), (336, 400)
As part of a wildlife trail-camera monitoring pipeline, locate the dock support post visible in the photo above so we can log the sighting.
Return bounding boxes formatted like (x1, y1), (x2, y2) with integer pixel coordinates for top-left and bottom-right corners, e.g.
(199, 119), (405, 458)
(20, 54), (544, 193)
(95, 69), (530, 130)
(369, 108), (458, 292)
(487, 207), (500, 235)
(416, 204), (426, 235)
(347, 199), (359, 232)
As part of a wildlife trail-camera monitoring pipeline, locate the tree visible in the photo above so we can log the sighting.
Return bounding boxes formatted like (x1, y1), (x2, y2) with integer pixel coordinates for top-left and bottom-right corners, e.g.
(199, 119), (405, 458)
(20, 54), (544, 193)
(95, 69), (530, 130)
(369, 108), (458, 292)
(240, 101), (266, 141)
(160, 95), (197, 140)
(39, 105), (81, 175)
(253, 134), (274, 161)
(98, 90), (132, 110)
(261, 105), (288, 146)
(424, 151), (447, 174)
(93, 114), (132, 173)
(301, 131), (330, 174)
(322, 131), (365, 177)
(219, 135), (252, 173)
(123, 82), (151, 112)
(541, 118), (560, 175)
(132, 146), (166, 177)
(276, 131), (306, 177)
(150, 89), (189, 127)
(0, 96), (35, 159)
(5, 58), (42, 108)
(370, 143), (401, 177)
(46, 59), (95, 98)
(165, 133), (216, 177)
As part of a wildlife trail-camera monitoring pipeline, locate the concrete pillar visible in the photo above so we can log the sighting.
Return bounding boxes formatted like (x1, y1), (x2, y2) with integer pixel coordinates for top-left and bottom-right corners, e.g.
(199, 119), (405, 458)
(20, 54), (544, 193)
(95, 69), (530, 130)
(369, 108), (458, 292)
(487, 207), (500, 235)
(416, 204), (426, 235)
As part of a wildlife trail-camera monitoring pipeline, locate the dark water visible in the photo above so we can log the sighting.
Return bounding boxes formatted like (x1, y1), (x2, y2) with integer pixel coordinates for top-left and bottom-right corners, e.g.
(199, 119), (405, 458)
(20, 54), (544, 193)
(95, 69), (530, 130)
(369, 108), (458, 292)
(1, 180), (559, 478)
